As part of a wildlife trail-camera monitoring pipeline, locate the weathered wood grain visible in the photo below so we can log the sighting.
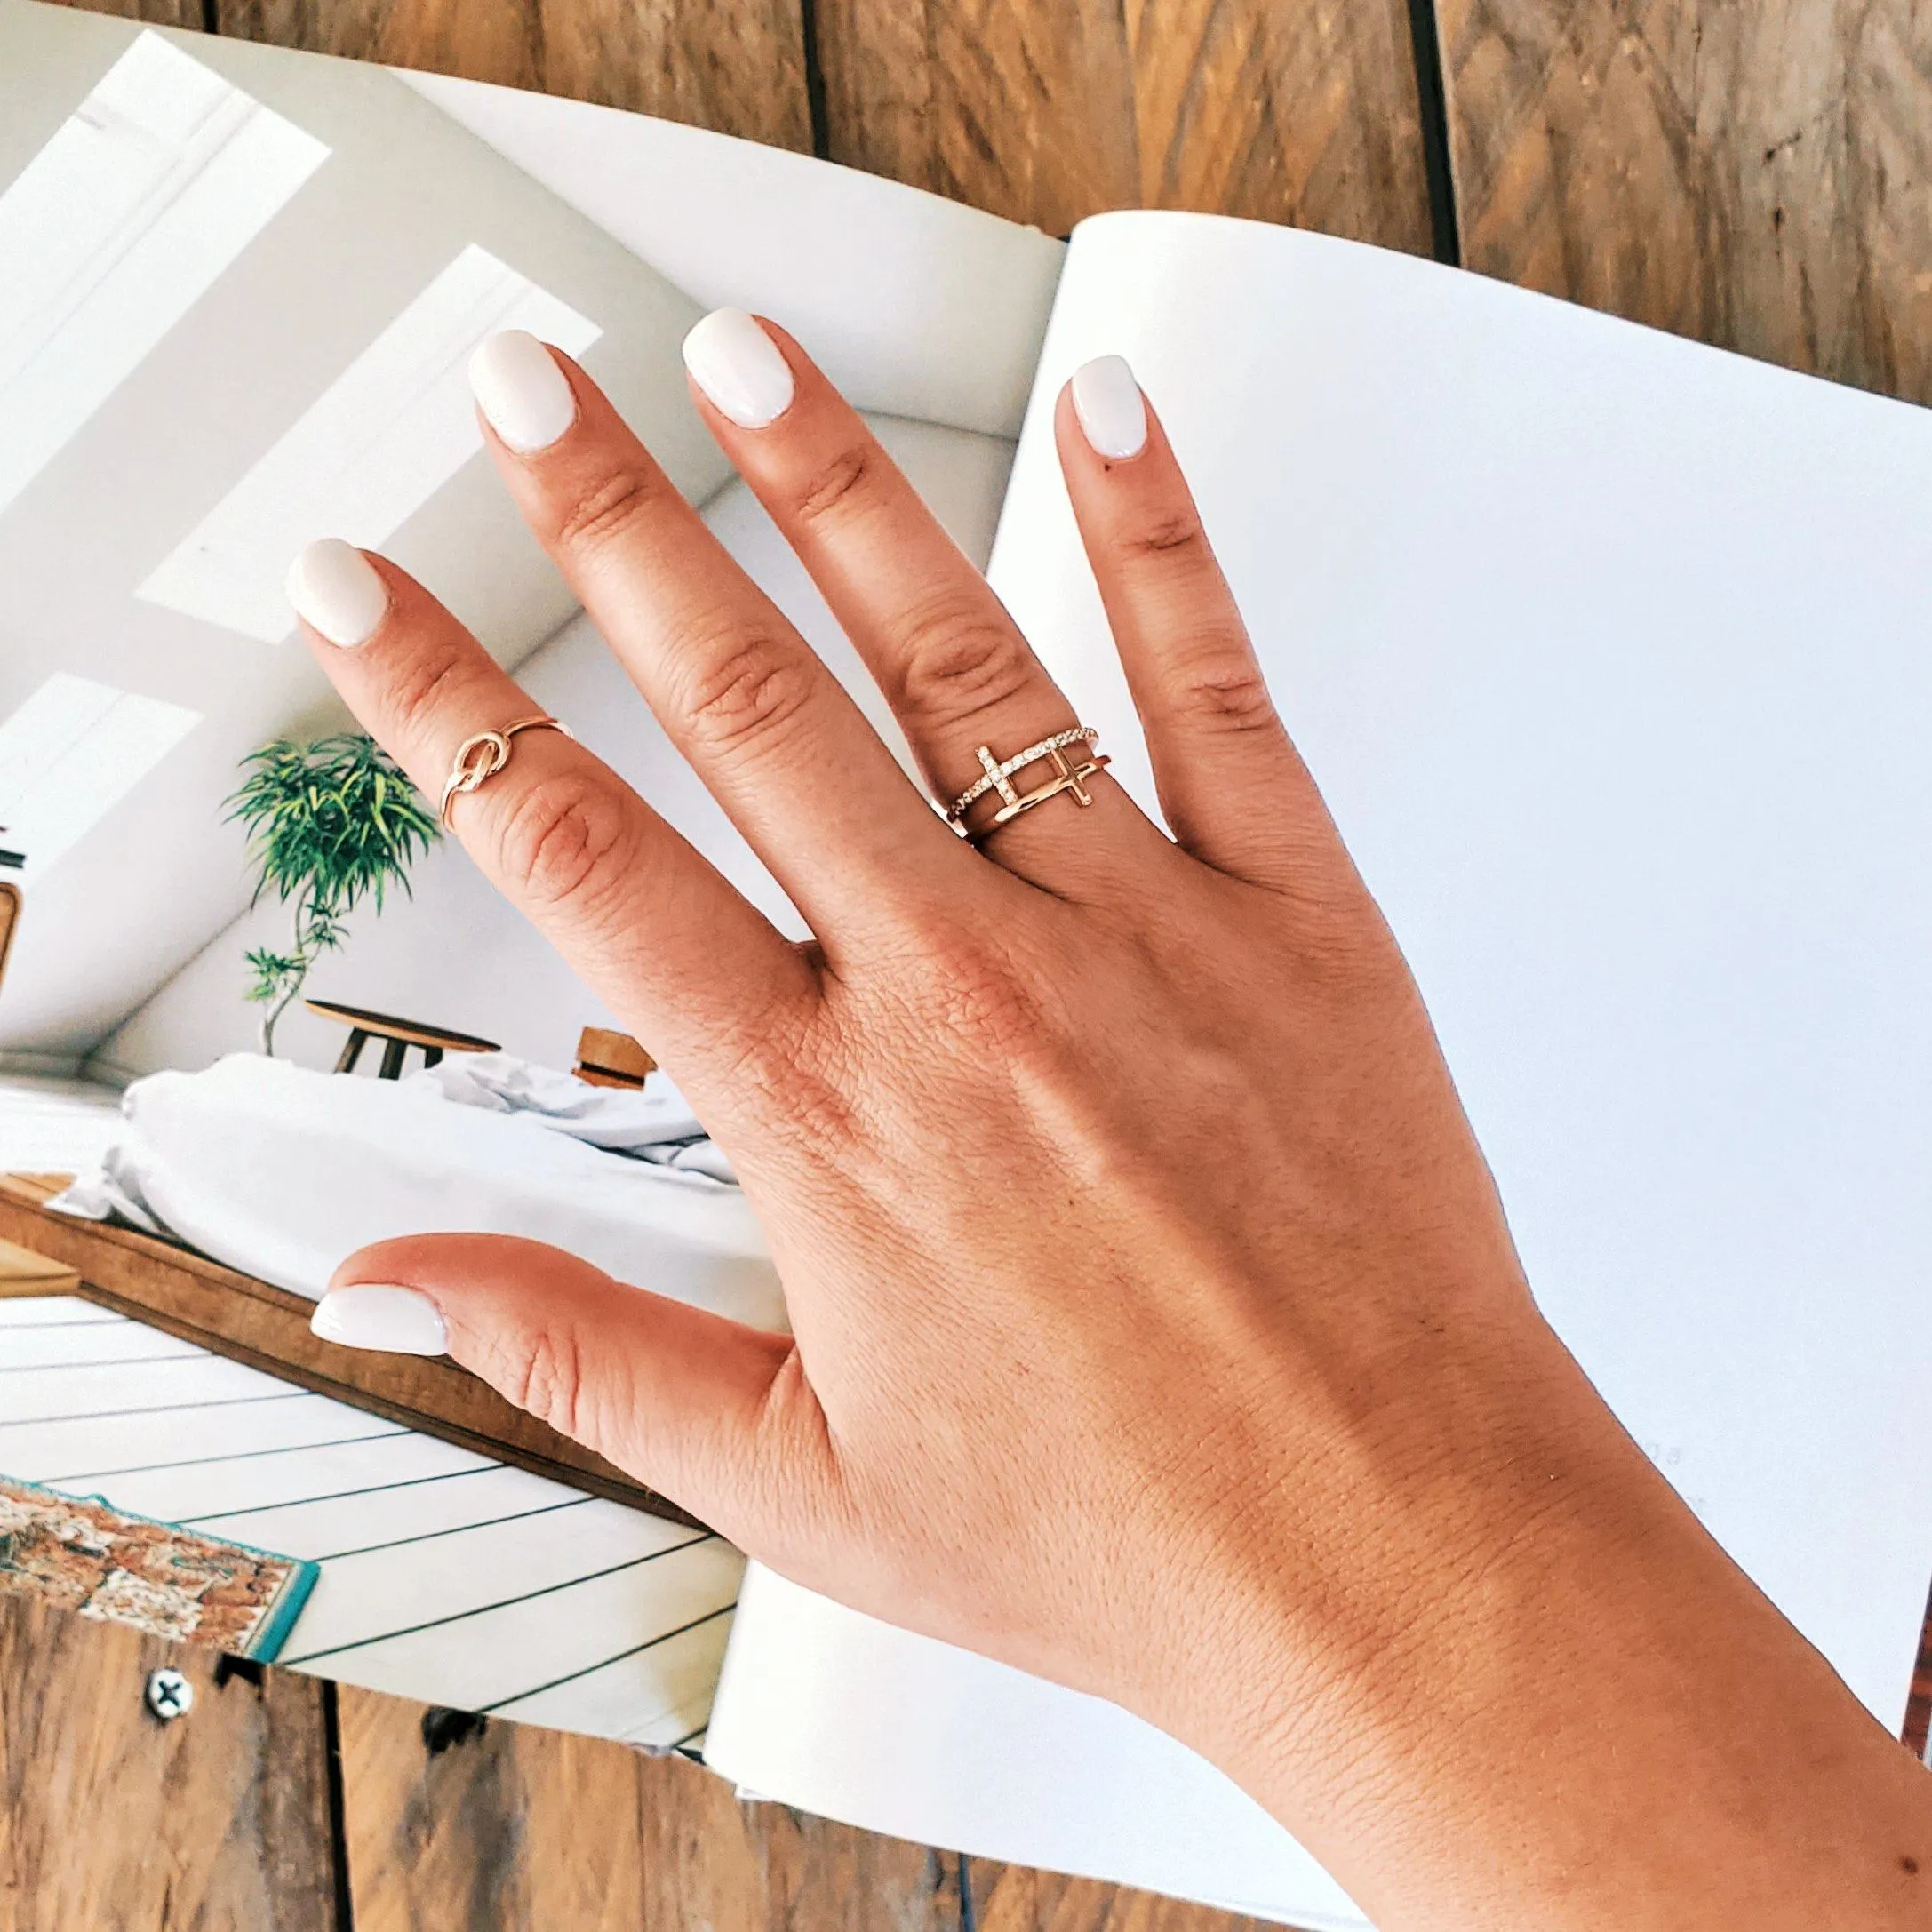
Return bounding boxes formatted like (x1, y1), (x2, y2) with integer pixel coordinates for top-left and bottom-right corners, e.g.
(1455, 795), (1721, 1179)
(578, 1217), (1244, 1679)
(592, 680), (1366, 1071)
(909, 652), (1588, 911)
(0, 1592), (340, 1932)
(728, 1793), (958, 1932)
(339, 1687), (958, 1930)
(43, 0), (204, 27)
(208, 0), (812, 148)
(972, 1858), (1286, 1932)
(814, 0), (1435, 248)
(1438, 0), (1932, 403)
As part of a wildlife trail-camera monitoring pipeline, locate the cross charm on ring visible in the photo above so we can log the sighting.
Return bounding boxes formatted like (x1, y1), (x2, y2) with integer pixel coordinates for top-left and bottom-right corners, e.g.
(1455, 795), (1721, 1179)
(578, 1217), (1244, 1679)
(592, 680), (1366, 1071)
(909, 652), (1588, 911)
(983, 743), (1109, 828)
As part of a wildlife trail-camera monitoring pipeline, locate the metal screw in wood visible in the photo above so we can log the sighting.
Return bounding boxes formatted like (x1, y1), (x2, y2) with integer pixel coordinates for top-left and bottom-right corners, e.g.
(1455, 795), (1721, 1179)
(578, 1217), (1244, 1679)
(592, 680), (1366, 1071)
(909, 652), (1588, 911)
(145, 1668), (193, 1721)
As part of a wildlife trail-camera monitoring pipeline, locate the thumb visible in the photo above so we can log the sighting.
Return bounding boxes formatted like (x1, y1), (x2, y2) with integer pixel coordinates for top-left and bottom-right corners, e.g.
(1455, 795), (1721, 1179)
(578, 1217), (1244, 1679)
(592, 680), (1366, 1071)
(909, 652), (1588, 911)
(312, 1232), (816, 1535)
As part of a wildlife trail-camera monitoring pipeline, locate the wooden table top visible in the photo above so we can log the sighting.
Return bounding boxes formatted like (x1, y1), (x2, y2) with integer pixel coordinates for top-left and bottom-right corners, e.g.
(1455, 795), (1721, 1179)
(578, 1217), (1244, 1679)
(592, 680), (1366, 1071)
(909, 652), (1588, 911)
(26, 3), (1932, 1928)
(304, 999), (501, 1054)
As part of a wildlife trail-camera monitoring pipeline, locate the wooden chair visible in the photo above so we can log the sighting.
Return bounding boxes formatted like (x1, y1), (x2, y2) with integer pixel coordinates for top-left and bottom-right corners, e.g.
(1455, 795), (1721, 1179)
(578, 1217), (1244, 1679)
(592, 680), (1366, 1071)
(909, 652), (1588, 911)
(573, 1026), (655, 1089)
(0, 884), (19, 996)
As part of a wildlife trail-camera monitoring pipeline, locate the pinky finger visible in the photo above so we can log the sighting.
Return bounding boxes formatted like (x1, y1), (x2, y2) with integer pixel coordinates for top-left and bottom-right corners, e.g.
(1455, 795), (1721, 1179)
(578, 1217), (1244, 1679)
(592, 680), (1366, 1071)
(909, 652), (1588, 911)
(1054, 363), (1340, 890)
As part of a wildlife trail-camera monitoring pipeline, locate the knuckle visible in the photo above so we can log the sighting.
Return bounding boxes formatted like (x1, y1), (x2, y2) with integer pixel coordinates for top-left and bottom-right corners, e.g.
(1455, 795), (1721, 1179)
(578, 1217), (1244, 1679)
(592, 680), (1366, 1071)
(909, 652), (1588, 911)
(495, 1326), (586, 1442)
(678, 624), (817, 759)
(551, 463), (666, 557)
(710, 1016), (861, 1148)
(492, 770), (635, 917)
(1114, 509), (1206, 564)
(387, 635), (471, 745)
(894, 593), (1037, 729)
(916, 927), (1048, 1058)
(789, 443), (875, 526)
(1167, 646), (1281, 737)
(766, 1059), (862, 1152)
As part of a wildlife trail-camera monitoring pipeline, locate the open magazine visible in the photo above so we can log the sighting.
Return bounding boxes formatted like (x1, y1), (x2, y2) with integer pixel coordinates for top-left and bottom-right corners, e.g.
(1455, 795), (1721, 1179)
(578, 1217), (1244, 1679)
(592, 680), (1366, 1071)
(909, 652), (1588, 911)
(5, 3), (1932, 1925)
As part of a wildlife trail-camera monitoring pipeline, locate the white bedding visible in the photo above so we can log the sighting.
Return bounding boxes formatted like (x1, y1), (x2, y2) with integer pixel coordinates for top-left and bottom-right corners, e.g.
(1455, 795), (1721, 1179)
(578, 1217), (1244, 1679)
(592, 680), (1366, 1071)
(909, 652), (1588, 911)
(52, 1054), (785, 1330)
(408, 1051), (735, 1179)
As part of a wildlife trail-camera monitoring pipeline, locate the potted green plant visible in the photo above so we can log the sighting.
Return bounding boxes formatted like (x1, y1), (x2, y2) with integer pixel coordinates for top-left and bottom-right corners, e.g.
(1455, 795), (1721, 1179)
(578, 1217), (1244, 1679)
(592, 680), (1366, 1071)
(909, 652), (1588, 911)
(226, 734), (440, 1055)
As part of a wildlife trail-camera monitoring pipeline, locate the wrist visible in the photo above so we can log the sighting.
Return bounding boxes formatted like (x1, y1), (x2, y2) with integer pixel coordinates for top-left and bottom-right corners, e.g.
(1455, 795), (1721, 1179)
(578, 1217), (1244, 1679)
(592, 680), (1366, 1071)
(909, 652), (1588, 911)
(1131, 1312), (1932, 1928)
(1146, 1305), (1621, 1772)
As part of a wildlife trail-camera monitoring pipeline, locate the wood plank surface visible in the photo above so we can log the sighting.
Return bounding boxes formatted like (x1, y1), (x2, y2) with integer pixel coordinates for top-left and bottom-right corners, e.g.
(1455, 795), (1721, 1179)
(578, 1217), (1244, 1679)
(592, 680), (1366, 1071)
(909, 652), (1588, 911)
(338, 1685), (959, 1930)
(43, 0), (203, 23)
(0, 1175), (698, 1528)
(1438, 0), (1932, 403)
(0, 1609), (1266, 1932)
(814, 0), (1436, 247)
(46, 0), (817, 148)
(971, 1862), (1278, 1932)
(0, 1591), (342, 1932)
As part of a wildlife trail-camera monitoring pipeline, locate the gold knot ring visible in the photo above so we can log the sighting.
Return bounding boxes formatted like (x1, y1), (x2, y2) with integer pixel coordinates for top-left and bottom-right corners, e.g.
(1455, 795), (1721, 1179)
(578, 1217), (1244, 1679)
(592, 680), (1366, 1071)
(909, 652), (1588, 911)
(439, 715), (573, 829)
(945, 726), (1110, 843)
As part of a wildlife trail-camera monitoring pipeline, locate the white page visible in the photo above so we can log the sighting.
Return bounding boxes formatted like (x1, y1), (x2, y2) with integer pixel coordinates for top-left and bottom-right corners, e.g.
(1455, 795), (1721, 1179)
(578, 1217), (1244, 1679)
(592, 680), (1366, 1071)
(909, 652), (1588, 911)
(707, 212), (1932, 1924)
(707, 1565), (1367, 1926)
(395, 69), (1065, 439)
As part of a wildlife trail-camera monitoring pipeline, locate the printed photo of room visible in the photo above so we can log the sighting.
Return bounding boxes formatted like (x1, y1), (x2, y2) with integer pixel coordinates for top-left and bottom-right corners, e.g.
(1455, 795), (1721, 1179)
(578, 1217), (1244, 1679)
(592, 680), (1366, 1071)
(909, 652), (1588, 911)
(0, 0), (1055, 1746)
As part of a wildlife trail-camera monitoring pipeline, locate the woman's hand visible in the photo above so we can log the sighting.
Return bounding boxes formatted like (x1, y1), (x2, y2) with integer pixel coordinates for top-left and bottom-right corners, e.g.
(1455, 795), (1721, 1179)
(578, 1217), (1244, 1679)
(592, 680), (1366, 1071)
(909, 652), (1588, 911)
(291, 315), (1929, 1928)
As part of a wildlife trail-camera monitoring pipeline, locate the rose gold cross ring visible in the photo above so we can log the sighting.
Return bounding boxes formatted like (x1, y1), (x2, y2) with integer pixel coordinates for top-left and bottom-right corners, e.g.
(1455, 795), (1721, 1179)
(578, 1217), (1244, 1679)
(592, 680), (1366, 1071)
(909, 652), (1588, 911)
(946, 727), (1111, 842)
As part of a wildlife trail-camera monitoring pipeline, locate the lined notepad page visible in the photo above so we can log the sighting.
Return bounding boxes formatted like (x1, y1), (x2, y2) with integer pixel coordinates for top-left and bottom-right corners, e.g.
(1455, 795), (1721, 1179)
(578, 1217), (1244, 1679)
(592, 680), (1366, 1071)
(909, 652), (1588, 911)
(0, 1296), (739, 1745)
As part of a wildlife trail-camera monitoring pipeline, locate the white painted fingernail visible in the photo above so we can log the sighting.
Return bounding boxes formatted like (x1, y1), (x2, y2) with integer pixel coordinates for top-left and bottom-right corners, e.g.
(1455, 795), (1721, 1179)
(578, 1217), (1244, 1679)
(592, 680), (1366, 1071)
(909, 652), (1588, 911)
(682, 308), (794, 428)
(1070, 355), (1147, 460)
(311, 1284), (448, 1356)
(469, 330), (579, 453)
(286, 539), (389, 648)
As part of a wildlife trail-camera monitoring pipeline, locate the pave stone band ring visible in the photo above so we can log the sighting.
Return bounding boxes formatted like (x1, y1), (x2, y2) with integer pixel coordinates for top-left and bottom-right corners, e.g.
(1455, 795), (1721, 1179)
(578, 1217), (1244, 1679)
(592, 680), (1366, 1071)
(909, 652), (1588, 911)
(439, 715), (574, 829)
(945, 727), (1112, 842)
